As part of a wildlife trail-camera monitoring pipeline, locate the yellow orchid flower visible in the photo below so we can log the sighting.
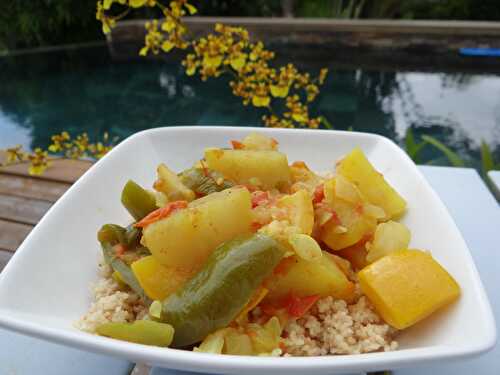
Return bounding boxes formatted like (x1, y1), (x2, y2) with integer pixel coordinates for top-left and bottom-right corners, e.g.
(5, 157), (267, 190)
(229, 53), (247, 71)
(270, 84), (289, 98)
(204, 55), (223, 69)
(185, 3), (197, 15)
(162, 40), (175, 52)
(161, 18), (176, 32)
(252, 95), (270, 107)
(129, 0), (148, 8)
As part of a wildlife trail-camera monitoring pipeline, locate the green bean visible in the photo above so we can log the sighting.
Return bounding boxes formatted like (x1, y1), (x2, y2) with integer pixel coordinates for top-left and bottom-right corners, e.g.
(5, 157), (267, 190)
(121, 180), (157, 221)
(124, 224), (142, 248)
(98, 223), (147, 251)
(102, 242), (150, 303)
(97, 224), (127, 245)
(179, 168), (234, 196)
(96, 320), (174, 347)
(160, 234), (284, 347)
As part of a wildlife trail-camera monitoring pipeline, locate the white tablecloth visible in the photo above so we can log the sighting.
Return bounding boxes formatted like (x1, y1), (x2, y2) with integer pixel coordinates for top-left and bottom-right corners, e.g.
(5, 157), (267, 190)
(1, 166), (498, 375)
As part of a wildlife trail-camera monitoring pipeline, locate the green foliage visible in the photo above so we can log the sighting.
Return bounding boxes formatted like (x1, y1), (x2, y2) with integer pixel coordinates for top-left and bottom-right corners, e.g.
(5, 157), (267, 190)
(195, 0), (282, 17)
(479, 141), (500, 198)
(295, 0), (366, 18)
(295, 0), (500, 20)
(480, 141), (499, 175)
(320, 116), (334, 129)
(401, 0), (500, 21)
(0, 0), (101, 50)
(404, 128), (425, 164)
(2, 0), (500, 50)
(421, 135), (466, 167)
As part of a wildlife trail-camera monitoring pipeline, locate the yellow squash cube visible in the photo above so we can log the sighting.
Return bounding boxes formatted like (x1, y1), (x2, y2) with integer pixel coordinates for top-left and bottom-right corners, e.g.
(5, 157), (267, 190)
(131, 256), (194, 300)
(337, 148), (406, 219)
(358, 249), (460, 329)
(205, 148), (290, 190)
(142, 187), (252, 270)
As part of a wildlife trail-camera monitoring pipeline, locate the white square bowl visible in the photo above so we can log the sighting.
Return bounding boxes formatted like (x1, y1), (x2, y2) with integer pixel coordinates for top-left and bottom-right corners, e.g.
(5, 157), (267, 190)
(0, 126), (495, 374)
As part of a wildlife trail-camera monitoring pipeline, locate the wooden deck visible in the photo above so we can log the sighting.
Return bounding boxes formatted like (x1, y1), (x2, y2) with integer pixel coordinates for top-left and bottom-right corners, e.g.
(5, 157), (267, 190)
(0, 154), (92, 271)
(0, 155), (154, 374)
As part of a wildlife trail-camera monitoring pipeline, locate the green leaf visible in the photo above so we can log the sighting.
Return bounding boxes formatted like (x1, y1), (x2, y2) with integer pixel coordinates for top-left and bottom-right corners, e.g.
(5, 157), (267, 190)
(480, 140), (494, 175)
(404, 128), (425, 163)
(320, 116), (334, 130)
(405, 127), (416, 152)
(421, 135), (466, 167)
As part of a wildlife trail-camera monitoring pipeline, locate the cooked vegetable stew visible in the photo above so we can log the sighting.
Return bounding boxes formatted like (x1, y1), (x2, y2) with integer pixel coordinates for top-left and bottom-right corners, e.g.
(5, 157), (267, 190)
(84, 132), (460, 356)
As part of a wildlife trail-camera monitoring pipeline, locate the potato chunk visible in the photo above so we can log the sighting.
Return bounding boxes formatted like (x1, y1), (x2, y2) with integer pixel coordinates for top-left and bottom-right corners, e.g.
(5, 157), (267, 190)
(277, 190), (314, 235)
(266, 252), (354, 302)
(142, 187), (252, 270)
(337, 148), (406, 219)
(320, 178), (377, 250)
(205, 148), (290, 190)
(359, 249), (460, 329)
(154, 163), (195, 202)
(241, 132), (278, 150)
(365, 221), (411, 263)
(131, 256), (194, 300)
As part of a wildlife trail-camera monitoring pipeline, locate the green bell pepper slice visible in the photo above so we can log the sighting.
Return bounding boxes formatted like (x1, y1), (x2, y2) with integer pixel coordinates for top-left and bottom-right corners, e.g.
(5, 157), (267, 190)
(179, 167), (234, 196)
(160, 233), (284, 347)
(121, 180), (157, 221)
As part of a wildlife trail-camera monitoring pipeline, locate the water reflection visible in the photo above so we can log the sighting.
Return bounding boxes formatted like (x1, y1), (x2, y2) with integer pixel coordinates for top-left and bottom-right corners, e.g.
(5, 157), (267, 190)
(0, 45), (499, 167)
(392, 73), (500, 148)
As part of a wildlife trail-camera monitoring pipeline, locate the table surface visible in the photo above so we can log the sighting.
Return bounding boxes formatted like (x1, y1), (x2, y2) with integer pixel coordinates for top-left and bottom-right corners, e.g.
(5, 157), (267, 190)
(1, 165), (499, 375)
(488, 171), (500, 197)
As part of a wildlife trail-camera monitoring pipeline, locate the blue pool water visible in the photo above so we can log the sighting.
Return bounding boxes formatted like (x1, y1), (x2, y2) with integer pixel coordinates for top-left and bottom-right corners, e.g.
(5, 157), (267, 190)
(1, 44), (499, 169)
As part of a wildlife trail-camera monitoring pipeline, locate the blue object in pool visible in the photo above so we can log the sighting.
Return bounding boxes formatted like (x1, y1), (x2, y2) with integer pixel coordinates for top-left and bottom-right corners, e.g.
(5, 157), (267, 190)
(459, 48), (500, 57)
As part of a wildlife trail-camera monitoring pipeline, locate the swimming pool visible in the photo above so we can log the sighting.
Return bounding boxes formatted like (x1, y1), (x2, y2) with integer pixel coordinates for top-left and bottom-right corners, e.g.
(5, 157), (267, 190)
(1, 44), (499, 170)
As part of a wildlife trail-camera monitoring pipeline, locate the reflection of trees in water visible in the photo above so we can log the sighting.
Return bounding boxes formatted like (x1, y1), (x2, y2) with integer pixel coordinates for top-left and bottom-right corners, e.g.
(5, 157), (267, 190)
(393, 73), (500, 165)
(0, 46), (498, 167)
(0, 47), (263, 150)
(316, 69), (399, 140)
(439, 73), (479, 90)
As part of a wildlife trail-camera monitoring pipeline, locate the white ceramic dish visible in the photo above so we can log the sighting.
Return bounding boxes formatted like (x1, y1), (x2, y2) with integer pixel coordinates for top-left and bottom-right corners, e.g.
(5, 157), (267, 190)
(0, 126), (495, 374)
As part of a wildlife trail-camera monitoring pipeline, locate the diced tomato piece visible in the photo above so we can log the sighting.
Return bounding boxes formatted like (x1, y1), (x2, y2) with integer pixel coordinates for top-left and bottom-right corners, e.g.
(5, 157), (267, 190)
(231, 140), (245, 149)
(312, 184), (325, 204)
(273, 257), (296, 276)
(329, 210), (341, 225)
(251, 191), (270, 208)
(286, 294), (320, 318)
(134, 201), (188, 228)
(251, 221), (264, 231)
(355, 203), (364, 215)
(245, 329), (257, 338)
(319, 207), (341, 227)
(361, 233), (374, 244)
(260, 303), (279, 317)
